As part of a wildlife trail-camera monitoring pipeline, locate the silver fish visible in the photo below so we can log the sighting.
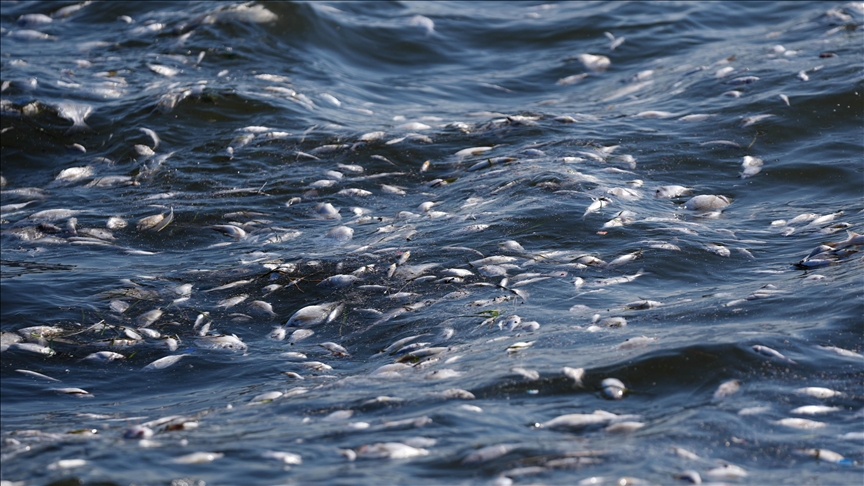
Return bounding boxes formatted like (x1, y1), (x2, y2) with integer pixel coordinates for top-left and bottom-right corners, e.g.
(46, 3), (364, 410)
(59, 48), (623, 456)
(577, 53), (611, 72)
(198, 334), (247, 352)
(250, 300), (276, 317)
(319, 342), (349, 356)
(583, 197), (612, 219)
(713, 379), (740, 399)
(284, 302), (342, 327)
(142, 354), (188, 371)
(752, 345), (796, 364)
(540, 410), (637, 430)
(209, 224), (246, 239)
(588, 269), (644, 287)
(684, 195), (730, 211)
(601, 378), (627, 399)
(15, 369), (60, 381)
(318, 274), (360, 289)
(216, 294), (248, 309)
(740, 156), (763, 178)
(83, 351), (125, 362)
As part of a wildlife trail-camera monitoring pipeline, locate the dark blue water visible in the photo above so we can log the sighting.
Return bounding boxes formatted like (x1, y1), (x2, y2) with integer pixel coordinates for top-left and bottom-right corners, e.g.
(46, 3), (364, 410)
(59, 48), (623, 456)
(2, 2), (863, 485)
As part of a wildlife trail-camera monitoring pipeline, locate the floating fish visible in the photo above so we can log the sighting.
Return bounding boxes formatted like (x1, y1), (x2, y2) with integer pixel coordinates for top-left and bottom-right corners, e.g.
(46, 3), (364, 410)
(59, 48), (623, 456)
(577, 53), (611, 72)
(713, 379), (740, 399)
(752, 345), (796, 364)
(684, 195), (730, 211)
(601, 378), (627, 399)
(740, 156), (763, 178)
(142, 354), (188, 371)
(285, 302), (342, 327)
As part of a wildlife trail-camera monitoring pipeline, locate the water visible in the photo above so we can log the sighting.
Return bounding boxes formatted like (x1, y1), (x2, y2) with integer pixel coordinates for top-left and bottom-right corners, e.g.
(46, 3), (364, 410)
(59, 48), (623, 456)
(1, 1), (862, 484)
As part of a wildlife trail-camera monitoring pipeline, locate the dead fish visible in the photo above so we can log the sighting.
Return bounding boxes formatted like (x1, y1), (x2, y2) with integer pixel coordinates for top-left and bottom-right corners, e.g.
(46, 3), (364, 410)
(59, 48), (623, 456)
(511, 367), (540, 380)
(137, 208), (174, 232)
(635, 110), (674, 119)
(540, 410), (637, 430)
(382, 334), (428, 355)
(643, 241), (681, 251)
(300, 361), (332, 371)
(138, 327), (162, 339)
(672, 470), (702, 484)
(137, 309), (163, 327)
(216, 294), (248, 309)
(583, 197), (612, 219)
(18, 325), (65, 339)
(797, 449), (849, 464)
(268, 328), (286, 341)
(209, 224), (246, 239)
(588, 269), (644, 287)
(601, 378), (627, 399)
(172, 452), (223, 464)
(83, 351), (125, 362)
(318, 274), (360, 289)
(655, 185), (692, 200)
(426, 369), (462, 380)
(606, 250), (641, 268)
(562, 367), (585, 387)
(27, 208), (80, 222)
(198, 334), (247, 352)
(705, 243), (731, 257)
(577, 53), (611, 72)
(50, 387), (93, 398)
(205, 279), (253, 293)
(672, 446), (700, 461)
(776, 418), (826, 430)
(596, 316), (627, 328)
(319, 342), (349, 357)
(713, 379), (740, 399)
(15, 369), (60, 381)
(455, 146), (494, 158)
(17, 13), (53, 26)
(356, 442), (429, 460)
(284, 302), (342, 327)
(624, 300), (661, 310)
(54, 166), (95, 184)
(701, 140), (741, 148)
(740, 155), (763, 178)
(825, 230), (864, 250)
(7, 343), (56, 356)
(794, 387), (842, 399)
(138, 127), (160, 149)
(604, 31), (625, 50)
(684, 195), (730, 211)
(727, 76), (759, 86)
(791, 405), (841, 415)
(617, 336), (657, 350)
(679, 113), (714, 122)
(325, 226), (354, 243)
(143, 354), (188, 371)
(740, 114), (774, 128)
(9, 29), (55, 41)
(752, 344), (796, 364)
(506, 341), (533, 353)
(706, 464), (748, 479)
(250, 300), (276, 317)
(818, 344), (863, 359)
